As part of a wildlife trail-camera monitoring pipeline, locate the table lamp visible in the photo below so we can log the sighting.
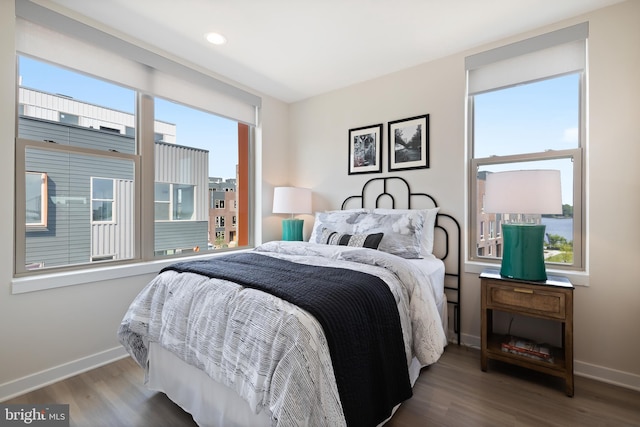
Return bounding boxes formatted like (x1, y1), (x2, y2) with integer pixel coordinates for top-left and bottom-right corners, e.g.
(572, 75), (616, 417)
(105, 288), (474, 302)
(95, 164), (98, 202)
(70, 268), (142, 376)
(484, 170), (562, 281)
(272, 186), (312, 241)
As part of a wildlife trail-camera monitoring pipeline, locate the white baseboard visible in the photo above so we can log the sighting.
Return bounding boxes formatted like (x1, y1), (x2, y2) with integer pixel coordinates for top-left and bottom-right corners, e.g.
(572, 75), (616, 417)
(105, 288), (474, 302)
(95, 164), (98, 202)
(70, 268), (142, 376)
(450, 332), (640, 392)
(0, 346), (128, 402)
(451, 331), (480, 349)
(575, 360), (640, 392)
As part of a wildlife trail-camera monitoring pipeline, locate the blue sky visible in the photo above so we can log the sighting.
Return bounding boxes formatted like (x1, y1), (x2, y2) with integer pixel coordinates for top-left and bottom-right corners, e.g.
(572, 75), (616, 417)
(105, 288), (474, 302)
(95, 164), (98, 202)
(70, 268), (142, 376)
(475, 74), (579, 157)
(18, 56), (238, 180)
(474, 73), (580, 205)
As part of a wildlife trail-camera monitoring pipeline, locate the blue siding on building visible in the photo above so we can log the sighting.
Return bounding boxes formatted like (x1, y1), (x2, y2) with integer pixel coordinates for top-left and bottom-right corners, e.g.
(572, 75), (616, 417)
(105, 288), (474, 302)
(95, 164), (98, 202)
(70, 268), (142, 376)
(25, 148), (134, 268)
(155, 221), (209, 253)
(20, 116), (209, 269)
(19, 116), (136, 154)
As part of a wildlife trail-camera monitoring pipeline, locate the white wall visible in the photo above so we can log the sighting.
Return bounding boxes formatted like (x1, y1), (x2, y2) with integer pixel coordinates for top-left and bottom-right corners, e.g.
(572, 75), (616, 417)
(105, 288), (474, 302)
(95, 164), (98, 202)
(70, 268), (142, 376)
(289, 1), (640, 389)
(0, 1), (290, 399)
(259, 96), (293, 243)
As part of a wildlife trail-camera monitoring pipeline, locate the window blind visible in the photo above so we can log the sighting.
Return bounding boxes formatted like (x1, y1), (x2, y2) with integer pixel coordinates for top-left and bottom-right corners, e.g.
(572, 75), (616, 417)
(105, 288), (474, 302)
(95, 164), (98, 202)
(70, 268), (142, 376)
(15, 0), (261, 126)
(466, 22), (588, 95)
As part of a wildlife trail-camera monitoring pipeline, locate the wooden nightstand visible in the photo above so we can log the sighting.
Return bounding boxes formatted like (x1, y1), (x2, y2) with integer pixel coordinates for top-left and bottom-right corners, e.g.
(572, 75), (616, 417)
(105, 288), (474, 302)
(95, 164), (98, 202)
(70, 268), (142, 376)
(480, 268), (574, 396)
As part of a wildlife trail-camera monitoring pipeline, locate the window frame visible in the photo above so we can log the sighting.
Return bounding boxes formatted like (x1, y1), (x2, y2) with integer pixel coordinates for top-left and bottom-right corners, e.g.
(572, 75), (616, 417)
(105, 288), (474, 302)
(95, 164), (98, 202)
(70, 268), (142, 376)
(154, 182), (171, 221)
(172, 184), (196, 221)
(469, 142), (585, 272)
(59, 112), (79, 125)
(25, 171), (48, 229)
(15, 137), (141, 275)
(155, 182), (197, 222)
(91, 177), (116, 224)
(466, 24), (588, 275)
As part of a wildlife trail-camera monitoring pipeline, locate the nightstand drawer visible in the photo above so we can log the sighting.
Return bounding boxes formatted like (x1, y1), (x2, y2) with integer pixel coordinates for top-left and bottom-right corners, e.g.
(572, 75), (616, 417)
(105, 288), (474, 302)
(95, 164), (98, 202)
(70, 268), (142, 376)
(486, 281), (566, 319)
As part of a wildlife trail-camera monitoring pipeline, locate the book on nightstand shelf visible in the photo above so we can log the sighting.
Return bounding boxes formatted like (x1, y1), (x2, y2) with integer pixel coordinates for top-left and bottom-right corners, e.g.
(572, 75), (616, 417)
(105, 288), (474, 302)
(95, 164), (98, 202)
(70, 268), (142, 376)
(501, 337), (555, 363)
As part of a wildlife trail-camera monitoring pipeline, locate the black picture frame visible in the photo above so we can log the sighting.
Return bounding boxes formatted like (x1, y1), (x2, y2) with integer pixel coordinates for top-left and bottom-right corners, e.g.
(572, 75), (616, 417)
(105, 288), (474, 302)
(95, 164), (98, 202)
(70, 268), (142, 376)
(348, 123), (383, 175)
(388, 114), (429, 171)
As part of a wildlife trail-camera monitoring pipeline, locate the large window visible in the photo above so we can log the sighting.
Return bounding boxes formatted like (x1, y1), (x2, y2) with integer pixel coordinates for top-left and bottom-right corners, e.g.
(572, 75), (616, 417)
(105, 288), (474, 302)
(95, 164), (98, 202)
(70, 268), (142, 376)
(468, 23), (587, 271)
(15, 54), (253, 275)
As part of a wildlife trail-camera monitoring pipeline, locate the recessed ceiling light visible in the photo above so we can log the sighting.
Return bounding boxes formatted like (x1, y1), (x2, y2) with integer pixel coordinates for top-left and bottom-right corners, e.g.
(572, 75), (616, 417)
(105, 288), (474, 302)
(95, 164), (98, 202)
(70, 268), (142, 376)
(205, 32), (227, 45)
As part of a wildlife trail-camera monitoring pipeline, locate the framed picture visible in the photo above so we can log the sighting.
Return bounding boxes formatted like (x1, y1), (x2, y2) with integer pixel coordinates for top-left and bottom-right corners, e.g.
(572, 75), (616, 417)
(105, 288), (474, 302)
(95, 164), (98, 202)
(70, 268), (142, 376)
(348, 124), (383, 175)
(388, 114), (429, 171)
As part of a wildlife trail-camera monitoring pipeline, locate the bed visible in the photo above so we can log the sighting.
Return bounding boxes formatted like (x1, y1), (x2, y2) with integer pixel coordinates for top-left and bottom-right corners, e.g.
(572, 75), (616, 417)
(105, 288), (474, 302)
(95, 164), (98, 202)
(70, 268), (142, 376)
(118, 176), (461, 427)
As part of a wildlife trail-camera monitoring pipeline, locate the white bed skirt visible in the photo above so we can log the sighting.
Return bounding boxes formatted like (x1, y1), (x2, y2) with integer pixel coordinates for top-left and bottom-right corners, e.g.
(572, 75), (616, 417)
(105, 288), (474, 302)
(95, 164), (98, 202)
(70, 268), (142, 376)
(147, 342), (427, 427)
(147, 341), (270, 427)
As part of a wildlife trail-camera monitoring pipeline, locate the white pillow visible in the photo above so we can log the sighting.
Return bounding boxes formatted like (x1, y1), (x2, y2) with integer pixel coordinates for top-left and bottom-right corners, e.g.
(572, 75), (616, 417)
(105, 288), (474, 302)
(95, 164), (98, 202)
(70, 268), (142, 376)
(372, 207), (439, 256)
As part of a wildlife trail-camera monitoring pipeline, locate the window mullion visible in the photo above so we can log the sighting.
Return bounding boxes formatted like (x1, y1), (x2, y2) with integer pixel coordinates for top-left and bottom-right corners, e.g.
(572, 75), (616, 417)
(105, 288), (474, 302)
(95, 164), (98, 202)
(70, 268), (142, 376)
(138, 93), (155, 261)
(570, 148), (584, 270)
(475, 149), (580, 166)
(14, 138), (28, 275)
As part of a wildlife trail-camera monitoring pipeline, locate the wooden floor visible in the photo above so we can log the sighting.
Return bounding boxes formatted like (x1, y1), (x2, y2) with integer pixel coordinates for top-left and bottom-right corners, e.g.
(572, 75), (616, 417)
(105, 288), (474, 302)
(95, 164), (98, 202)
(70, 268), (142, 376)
(6, 345), (639, 426)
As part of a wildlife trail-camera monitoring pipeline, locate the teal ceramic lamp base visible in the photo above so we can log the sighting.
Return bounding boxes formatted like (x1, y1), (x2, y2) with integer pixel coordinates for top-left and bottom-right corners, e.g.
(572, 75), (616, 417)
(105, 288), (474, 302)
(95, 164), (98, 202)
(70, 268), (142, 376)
(500, 223), (547, 281)
(281, 218), (304, 241)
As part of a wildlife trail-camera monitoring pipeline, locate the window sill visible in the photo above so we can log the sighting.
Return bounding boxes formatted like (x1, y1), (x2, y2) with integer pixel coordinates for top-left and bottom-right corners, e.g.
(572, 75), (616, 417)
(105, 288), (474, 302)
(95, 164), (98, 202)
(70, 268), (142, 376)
(464, 261), (589, 286)
(11, 249), (253, 294)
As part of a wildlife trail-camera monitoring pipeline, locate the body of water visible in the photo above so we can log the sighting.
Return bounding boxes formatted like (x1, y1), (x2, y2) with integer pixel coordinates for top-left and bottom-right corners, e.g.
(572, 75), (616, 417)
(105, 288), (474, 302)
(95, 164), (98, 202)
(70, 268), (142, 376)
(541, 217), (573, 242)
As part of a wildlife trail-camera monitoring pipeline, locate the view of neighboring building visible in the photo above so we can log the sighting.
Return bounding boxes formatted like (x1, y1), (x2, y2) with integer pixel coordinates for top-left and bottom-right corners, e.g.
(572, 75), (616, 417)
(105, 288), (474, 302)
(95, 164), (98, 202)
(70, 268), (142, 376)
(19, 87), (233, 269)
(476, 171), (502, 259)
(208, 176), (238, 248)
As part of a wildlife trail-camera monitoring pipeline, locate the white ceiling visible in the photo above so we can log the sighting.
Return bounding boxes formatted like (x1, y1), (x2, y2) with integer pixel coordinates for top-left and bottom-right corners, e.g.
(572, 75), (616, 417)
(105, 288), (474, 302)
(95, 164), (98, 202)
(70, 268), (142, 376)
(46, 0), (623, 103)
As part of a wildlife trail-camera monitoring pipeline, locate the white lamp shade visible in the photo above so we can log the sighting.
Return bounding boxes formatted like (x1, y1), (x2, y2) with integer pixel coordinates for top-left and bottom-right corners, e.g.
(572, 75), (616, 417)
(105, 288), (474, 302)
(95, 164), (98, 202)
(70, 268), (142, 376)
(484, 170), (562, 215)
(273, 187), (312, 214)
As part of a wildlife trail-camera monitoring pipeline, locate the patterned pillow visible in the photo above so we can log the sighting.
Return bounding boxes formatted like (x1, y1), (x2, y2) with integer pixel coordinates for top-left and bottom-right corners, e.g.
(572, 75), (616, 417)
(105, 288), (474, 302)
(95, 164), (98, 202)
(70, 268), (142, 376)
(319, 228), (384, 249)
(372, 207), (439, 256)
(309, 209), (368, 243)
(352, 212), (425, 258)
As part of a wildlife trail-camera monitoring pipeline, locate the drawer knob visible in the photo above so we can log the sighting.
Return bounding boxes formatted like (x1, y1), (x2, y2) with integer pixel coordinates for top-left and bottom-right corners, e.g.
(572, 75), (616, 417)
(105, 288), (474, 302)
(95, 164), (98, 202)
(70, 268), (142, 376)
(514, 288), (534, 294)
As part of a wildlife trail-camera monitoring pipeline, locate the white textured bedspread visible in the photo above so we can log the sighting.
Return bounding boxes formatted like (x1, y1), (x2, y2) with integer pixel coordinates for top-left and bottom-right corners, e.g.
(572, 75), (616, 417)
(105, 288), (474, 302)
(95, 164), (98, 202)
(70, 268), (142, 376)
(118, 241), (447, 427)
